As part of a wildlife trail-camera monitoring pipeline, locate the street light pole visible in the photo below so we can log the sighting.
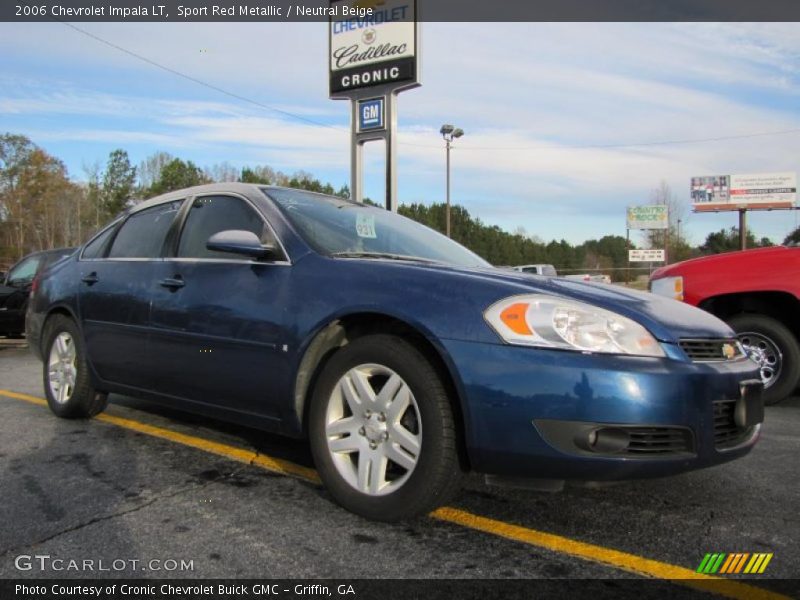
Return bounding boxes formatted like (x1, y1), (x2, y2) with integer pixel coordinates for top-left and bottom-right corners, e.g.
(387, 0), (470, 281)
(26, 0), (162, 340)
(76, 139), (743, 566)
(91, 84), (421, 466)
(445, 137), (451, 237)
(440, 124), (464, 238)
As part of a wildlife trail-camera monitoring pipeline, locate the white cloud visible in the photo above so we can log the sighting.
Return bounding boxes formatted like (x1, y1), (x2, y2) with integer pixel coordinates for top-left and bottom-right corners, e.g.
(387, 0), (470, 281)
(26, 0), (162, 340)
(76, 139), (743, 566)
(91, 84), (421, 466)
(1, 21), (799, 244)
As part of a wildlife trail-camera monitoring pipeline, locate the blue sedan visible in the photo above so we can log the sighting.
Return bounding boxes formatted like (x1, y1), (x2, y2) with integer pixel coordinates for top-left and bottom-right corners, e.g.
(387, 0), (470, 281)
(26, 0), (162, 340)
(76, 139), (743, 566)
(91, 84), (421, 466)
(27, 183), (764, 521)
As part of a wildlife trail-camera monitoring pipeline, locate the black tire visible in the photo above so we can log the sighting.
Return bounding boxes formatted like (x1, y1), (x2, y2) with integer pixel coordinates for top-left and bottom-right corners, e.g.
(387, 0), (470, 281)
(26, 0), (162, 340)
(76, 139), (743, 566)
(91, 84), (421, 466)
(309, 334), (462, 521)
(728, 313), (800, 406)
(42, 315), (108, 418)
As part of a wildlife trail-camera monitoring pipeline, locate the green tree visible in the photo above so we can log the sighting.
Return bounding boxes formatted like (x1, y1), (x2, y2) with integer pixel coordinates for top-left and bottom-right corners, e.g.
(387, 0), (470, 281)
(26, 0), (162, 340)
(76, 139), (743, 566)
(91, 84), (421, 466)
(783, 227), (800, 246)
(700, 227), (773, 255)
(240, 166), (273, 184)
(335, 184), (350, 199)
(148, 158), (208, 196)
(288, 175), (324, 193)
(102, 149), (137, 217)
(582, 235), (631, 281)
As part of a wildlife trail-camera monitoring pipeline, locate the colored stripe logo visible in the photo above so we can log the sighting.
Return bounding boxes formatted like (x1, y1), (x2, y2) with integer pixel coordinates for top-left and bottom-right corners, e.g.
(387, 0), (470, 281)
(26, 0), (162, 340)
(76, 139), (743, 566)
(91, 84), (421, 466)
(697, 553), (773, 574)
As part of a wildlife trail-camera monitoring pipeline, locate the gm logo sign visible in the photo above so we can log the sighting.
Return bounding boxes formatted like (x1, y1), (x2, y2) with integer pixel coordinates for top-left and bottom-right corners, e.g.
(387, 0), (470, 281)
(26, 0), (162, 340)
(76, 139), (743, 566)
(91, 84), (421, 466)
(358, 97), (385, 132)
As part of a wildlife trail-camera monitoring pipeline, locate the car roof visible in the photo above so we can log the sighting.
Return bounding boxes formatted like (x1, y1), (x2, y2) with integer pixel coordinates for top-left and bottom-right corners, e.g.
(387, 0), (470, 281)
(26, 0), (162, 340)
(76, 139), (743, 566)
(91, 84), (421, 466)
(127, 182), (266, 213)
(13, 247), (74, 261)
(132, 183), (355, 212)
(126, 183), (365, 217)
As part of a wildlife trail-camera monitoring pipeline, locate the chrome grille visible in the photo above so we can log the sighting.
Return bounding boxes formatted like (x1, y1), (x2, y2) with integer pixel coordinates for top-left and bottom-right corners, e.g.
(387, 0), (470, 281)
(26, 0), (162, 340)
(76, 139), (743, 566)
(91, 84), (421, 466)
(680, 339), (743, 362)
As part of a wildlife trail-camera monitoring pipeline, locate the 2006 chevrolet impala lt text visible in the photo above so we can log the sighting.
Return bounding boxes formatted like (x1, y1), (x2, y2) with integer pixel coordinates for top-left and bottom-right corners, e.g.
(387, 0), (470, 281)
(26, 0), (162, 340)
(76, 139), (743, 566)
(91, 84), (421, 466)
(25, 183), (764, 520)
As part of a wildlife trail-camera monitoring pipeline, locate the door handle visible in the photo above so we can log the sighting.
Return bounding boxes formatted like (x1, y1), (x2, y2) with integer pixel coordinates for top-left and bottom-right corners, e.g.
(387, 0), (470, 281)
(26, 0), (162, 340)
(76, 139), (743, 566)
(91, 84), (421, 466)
(81, 272), (99, 285)
(160, 276), (185, 290)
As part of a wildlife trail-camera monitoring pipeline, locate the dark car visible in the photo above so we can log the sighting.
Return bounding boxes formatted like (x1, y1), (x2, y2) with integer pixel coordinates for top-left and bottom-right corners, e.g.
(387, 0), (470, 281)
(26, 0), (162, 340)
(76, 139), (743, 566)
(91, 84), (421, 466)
(0, 248), (74, 337)
(27, 184), (764, 521)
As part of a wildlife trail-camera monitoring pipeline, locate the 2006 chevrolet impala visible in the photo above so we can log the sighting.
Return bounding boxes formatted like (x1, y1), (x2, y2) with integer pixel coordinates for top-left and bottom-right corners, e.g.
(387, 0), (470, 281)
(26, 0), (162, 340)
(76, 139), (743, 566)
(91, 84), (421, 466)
(27, 183), (764, 520)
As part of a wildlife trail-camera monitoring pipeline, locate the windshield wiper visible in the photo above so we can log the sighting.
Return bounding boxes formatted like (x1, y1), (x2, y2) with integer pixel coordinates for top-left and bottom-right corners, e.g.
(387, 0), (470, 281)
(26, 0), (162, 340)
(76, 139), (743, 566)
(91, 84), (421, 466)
(330, 251), (442, 264)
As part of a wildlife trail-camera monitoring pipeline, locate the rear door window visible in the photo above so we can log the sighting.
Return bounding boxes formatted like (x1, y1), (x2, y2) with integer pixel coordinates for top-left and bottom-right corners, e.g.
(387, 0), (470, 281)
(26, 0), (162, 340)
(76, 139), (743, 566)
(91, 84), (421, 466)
(108, 201), (183, 259)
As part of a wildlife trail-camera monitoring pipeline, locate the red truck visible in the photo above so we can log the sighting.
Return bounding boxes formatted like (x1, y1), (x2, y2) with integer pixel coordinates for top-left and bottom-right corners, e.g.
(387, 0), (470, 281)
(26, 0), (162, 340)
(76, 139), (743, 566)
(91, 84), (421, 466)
(650, 246), (800, 405)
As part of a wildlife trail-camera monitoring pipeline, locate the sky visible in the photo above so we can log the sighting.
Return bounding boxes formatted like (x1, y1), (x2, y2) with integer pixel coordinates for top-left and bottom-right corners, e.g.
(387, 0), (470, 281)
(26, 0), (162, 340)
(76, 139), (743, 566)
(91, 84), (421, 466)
(1, 21), (799, 246)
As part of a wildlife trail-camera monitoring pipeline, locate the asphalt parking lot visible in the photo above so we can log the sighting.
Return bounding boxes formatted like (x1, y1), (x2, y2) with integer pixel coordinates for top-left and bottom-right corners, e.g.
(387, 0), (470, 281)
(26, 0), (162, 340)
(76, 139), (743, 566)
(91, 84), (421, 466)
(1, 340), (798, 597)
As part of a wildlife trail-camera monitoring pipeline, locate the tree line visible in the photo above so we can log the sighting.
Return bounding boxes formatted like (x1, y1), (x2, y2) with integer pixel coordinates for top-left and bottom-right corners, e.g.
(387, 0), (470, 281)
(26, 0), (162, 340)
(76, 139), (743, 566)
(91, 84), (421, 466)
(0, 133), (783, 279)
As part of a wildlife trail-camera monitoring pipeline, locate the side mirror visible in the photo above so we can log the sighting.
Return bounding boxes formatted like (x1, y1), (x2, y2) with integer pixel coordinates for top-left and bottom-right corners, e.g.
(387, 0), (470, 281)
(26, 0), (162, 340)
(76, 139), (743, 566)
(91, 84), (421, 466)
(206, 230), (278, 260)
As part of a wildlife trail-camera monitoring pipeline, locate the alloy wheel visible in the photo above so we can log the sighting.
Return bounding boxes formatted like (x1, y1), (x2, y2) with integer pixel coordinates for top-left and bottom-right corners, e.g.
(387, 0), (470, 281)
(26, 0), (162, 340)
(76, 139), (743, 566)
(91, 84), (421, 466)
(324, 363), (422, 496)
(48, 332), (77, 404)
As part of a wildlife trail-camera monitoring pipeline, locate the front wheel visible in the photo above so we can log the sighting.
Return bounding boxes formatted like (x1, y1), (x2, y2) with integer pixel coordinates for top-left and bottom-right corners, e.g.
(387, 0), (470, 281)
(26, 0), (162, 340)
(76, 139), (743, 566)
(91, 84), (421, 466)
(728, 313), (800, 406)
(309, 334), (462, 521)
(42, 315), (108, 418)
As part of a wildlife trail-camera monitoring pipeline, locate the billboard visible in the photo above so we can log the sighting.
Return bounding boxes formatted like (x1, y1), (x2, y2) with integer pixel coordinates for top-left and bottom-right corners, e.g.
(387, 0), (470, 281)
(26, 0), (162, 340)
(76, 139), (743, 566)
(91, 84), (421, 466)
(690, 175), (729, 207)
(692, 172), (796, 211)
(629, 249), (666, 262)
(627, 205), (668, 230)
(329, 0), (418, 97)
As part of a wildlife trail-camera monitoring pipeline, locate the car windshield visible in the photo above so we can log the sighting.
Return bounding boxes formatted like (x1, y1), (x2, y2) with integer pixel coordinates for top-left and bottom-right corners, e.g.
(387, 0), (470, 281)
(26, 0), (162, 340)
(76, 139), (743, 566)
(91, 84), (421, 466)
(264, 188), (490, 269)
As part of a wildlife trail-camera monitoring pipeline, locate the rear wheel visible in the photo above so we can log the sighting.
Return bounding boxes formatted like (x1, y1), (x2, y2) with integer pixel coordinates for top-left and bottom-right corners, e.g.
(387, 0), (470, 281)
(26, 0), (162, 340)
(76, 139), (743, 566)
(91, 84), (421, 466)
(309, 334), (462, 521)
(42, 315), (108, 418)
(728, 313), (800, 406)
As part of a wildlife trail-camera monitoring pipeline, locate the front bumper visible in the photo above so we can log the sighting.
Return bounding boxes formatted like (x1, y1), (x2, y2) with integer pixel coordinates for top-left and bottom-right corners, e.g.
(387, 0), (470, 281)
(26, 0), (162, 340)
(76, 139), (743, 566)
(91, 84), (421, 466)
(442, 339), (763, 480)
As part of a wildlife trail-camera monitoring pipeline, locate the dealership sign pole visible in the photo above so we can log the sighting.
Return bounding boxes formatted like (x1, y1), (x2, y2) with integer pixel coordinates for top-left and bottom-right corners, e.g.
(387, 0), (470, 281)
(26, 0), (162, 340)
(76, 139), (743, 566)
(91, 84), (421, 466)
(329, 0), (420, 211)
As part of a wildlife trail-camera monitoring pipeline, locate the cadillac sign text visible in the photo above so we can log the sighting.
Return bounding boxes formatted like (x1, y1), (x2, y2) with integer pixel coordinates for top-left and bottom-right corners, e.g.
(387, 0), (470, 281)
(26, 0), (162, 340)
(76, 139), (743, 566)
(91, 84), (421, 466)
(329, 0), (418, 96)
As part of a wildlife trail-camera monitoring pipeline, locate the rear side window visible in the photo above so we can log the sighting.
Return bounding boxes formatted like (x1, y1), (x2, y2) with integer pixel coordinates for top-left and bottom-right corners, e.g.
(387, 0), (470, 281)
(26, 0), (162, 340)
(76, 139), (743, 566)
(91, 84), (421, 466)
(108, 201), (182, 259)
(177, 195), (270, 259)
(82, 226), (116, 259)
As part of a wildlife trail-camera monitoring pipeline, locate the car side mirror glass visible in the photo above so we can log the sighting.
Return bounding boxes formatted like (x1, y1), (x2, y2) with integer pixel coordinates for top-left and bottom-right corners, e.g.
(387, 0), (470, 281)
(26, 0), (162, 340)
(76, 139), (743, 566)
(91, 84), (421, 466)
(206, 230), (279, 260)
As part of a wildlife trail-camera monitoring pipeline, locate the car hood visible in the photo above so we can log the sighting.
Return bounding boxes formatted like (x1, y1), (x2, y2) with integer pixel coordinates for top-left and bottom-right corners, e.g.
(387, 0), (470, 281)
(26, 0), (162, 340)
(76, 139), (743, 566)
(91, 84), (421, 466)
(420, 263), (733, 343)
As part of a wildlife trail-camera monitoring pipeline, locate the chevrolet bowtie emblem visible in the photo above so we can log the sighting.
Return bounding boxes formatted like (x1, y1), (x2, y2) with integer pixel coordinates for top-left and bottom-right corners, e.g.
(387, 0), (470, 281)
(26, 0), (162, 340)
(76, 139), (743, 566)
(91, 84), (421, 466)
(722, 343), (736, 359)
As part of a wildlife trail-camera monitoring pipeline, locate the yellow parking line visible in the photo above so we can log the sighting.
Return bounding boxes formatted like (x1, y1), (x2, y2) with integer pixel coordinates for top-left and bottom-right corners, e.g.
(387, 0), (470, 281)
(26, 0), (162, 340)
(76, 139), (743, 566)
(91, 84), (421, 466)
(0, 389), (787, 600)
(0, 390), (319, 483)
(0, 389), (49, 406)
(429, 508), (783, 600)
(97, 411), (320, 484)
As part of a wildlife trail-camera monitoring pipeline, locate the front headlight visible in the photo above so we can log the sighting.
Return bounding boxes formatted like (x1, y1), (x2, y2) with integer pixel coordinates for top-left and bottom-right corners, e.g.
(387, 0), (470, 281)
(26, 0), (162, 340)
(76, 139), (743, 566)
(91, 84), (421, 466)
(484, 294), (665, 357)
(650, 276), (684, 301)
